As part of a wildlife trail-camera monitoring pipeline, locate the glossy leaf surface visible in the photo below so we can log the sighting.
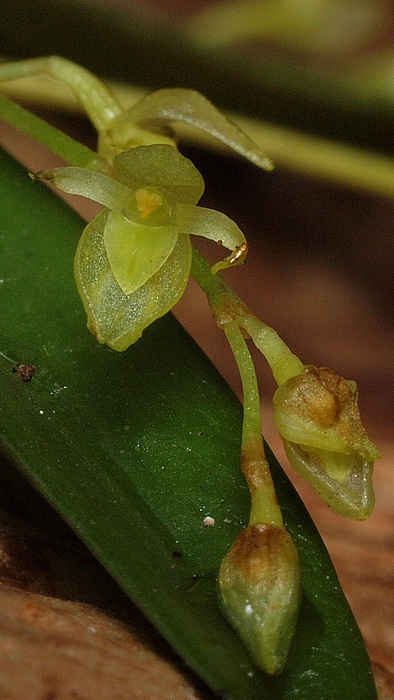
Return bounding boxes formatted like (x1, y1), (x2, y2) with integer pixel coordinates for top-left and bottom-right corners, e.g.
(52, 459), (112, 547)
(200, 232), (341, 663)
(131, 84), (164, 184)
(0, 148), (376, 699)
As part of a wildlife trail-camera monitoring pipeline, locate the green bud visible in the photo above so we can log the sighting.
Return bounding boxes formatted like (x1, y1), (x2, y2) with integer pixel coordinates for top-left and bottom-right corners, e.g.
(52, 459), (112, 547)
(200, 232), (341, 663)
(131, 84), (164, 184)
(273, 366), (380, 519)
(219, 524), (301, 675)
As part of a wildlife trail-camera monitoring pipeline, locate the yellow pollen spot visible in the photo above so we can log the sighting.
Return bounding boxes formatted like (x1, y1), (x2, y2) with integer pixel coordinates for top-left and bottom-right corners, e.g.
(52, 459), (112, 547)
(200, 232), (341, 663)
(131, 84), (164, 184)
(135, 188), (163, 219)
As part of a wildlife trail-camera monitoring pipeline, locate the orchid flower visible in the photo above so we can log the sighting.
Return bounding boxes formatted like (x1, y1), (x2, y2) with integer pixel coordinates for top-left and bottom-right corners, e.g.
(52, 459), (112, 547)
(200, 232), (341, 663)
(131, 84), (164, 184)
(0, 56), (273, 350)
(37, 143), (250, 350)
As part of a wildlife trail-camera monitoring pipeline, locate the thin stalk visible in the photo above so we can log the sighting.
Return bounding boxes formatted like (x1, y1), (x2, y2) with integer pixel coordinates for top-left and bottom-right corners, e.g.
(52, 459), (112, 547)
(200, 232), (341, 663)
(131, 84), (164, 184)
(242, 315), (304, 386)
(222, 320), (283, 528)
(0, 93), (101, 170)
(191, 248), (304, 386)
(0, 56), (122, 132)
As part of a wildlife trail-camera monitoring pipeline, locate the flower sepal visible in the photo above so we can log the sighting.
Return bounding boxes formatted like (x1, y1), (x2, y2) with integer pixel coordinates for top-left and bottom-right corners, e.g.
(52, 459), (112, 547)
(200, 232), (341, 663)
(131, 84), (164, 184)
(74, 209), (192, 351)
(282, 440), (375, 519)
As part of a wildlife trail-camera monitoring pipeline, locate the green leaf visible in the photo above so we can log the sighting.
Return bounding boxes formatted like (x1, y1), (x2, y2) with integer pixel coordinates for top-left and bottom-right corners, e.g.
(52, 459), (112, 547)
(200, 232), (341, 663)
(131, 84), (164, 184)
(0, 147), (376, 699)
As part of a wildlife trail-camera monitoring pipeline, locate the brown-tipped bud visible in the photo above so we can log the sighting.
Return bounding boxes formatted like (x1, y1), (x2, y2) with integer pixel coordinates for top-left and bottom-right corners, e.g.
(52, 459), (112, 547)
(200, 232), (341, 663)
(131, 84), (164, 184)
(273, 366), (380, 519)
(219, 524), (301, 675)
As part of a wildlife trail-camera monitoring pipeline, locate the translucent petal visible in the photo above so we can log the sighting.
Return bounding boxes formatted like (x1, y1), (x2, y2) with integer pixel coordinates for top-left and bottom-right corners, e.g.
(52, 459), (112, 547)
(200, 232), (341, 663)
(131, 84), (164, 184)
(48, 166), (133, 211)
(172, 202), (247, 271)
(119, 89), (273, 171)
(74, 209), (191, 351)
(113, 144), (205, 205)
(103, 210), (178, 295)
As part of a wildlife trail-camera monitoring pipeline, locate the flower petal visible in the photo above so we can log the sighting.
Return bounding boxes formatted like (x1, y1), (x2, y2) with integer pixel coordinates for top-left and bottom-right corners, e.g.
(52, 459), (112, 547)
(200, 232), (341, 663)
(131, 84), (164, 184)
(172, 202), (247, 271)
(40, 166), (133, 212)
(103, 211), (178, 295)
(118, 88), (273, 171)
(282, 440), (375, 519)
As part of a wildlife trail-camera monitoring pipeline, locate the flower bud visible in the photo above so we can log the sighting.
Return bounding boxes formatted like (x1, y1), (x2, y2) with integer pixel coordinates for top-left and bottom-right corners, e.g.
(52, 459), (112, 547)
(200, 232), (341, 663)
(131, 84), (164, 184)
(219, 524), (300, 675)
(273, 366), (380, 519)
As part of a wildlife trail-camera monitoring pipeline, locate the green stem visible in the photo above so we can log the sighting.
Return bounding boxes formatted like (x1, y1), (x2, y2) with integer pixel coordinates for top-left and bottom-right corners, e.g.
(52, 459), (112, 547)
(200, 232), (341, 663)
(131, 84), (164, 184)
(190, 246), (230, 305)
(223, 320), (283, 528)
(191, 248), (304, 386)
(0, 56), (122, 132)
(242, 316), (304, 386)
(0, 93), (101, 170)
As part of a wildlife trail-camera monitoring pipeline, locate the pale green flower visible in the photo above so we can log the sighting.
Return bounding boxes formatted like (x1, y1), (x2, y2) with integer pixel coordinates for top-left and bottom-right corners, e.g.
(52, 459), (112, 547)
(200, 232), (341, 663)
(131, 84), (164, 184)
(40, 143), (249, 350)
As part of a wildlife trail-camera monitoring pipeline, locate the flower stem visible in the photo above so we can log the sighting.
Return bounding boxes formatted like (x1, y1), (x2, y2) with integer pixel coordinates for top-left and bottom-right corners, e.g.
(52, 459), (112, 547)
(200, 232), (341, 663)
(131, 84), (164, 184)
(0, 93), (102, 170)
(191, 247), (304, 386)
(222, 320), (283, 528)
(0, 56), (122, 133)
(242, 315), (304, 386)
